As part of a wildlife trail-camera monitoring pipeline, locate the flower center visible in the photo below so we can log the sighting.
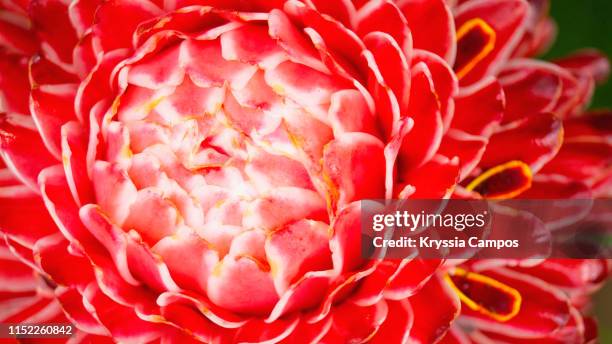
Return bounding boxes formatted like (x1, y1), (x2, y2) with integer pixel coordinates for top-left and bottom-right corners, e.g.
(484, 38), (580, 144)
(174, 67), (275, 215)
(93, 24), (348, 315)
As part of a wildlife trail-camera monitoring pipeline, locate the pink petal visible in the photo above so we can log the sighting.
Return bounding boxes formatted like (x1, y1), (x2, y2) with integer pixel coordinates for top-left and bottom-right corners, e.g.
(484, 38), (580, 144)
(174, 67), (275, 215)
(91, 161), (138, 226)
(207, 255), (279, 315)
(323, 132), (386, 209)
(153, 233), (219, 294)
(266, 219), (332, 294)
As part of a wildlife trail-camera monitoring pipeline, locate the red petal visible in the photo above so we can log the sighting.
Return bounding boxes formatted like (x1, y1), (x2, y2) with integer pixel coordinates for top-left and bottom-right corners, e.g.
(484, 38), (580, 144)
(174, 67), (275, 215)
(0, 114), (57, 190)
(450, 77), (503, 137)
(396, 0), (455, 63)
(158, 290), (247, 329)
(0, 12), (37, 55)
(323, 132), (386, 209)
(455, 0), (529, 85)
(158, 301), (230, 343)
(244, 145), (314, 190)
(408, 274), (460, 344)
(327, 300), (388, 343)
(233, 316), (299, 344)
(540, 140), (611, 185)
(520, 176), (591, 199)
(284, 0), (366, 77)
(29, 55), (80, 85)
(499, 61), (565, 123)
(93, 0), (162, 51)
(357, 0), (412, 54)
(82, 283), (165, 342)
(564, 110), (612, 139)
(0, 185), (56, 247)
(399, 155), (459, 199)
(385, 258), (443, 300)
(397, 62), (443, 170)
(438, 131), (488, 181)
(554, 49), (610, 84)
(480, 113), (563, 173)
(79, 204), (140, 286)
(412, 50), (458, 130)
(75, 49), (129, 123)
(30, 84), (79, 159)
(34, 234), (94, 288)
(500, 59), (580, 119)
(38, 165), (108, 256)
(267, 270), (334, 322)
(0, 51), (30, 115)
(330, 201), (365, 274)
(122, 189), (179, 245)
(30, 0), (79, 66)
(72, 32), (98, 78)
(0, 241), (39, 293)
(56, 286), (109, 336)
(61, 121), (94, 206)
(512, 259), (608, 289)
(280, 315), (332, 344)
(268, 9), (327, 74)
(369, 300), (414, 344)
(363, 31), (410, 114)
(68, 0), (102, 36)
(243, 187), (327, 231)
(363, 48), (401, 139)
(309, 0), (356, 29)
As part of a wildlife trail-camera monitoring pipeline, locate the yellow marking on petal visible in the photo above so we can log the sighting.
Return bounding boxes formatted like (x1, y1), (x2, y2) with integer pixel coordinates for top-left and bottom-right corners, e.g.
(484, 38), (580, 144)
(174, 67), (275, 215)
(211, 261), (224, 277)
(62, 153), (70, 166)
(27, 58), (39, 89)
(153, 17), (171, 30)
(455, 18), (496, 80)
(466, 160), (532, 199)
(141, 96), (165, 114)
(445, 267), (521, 322)
(269, 258), (278, 279)
(147, 314), (168, 323)
(213, 199), (225, 208)
(281, 120), (304, 151)
(321, 169), (339, 216)
(213, 102), (223, 114)
(272, 84), (286, 95)
(121, 144), (133, 159)
(111, 95), (122, 116)
(236, 254), (271, 272)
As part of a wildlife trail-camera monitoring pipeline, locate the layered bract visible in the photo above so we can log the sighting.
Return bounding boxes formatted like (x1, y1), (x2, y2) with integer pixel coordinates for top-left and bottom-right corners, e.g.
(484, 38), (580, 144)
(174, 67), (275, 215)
(0, 0), (610, 343)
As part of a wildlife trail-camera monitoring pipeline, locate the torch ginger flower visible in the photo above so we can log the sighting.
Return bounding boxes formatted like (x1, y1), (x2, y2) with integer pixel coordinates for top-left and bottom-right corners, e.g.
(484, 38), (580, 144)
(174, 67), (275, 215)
(0, 0), (610, 343)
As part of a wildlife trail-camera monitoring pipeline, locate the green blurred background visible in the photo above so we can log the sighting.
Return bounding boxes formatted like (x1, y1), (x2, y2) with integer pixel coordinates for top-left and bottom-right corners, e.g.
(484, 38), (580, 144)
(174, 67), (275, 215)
(544, 1), (612, 342)
(544, 0), (612, 108)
